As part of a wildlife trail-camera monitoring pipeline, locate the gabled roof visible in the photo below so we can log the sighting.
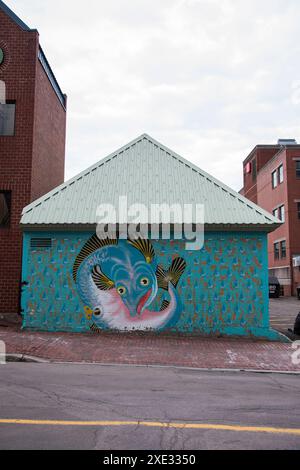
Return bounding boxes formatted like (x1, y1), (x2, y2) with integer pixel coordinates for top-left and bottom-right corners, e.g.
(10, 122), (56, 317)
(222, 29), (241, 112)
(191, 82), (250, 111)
(21, 134), (281, 231)
(0, 0), (32, 31)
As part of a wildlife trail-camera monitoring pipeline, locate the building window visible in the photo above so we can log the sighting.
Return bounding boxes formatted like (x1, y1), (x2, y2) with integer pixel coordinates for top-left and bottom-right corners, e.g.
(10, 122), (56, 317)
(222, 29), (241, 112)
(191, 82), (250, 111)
(272, 170), (278, 188)
(278, 164), (284, 183)
(298, 202), (300, 219)
(0, 191), (11, 227)
(0, 48), (4, 65)
(279, 205), (285, 222)
(272, 205), (285, 222)
(280, 240), (286, 259)
(0, 102), (16, 136)
(272, 165), (284, 188)
(274, 242), (280, 260)
(296, 161), (300, 179)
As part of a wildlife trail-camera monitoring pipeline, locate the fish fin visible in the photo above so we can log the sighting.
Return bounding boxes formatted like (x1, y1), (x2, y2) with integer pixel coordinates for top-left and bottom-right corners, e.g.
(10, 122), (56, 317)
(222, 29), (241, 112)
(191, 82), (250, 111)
(84, 305), (93, 320)
(156, 257), (186, 290)
(128, 238), (155, 263)
(90, 323), (102, 333)
(156, 265), (168, 290)
(91, 265), (115, 291)
(73, 234), (117, 282)
(167, 257), (186, 288)
(160, 299), (170, 311)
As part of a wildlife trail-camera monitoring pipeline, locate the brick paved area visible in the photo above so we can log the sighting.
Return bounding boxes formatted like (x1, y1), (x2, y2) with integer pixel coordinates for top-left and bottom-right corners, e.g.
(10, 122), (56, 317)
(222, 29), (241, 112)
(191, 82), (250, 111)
(0, 326), (299, 372)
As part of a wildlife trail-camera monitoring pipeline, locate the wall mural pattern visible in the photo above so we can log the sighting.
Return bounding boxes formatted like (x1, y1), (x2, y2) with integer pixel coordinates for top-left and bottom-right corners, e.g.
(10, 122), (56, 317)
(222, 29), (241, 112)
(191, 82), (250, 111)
(21, 231), (282, 340)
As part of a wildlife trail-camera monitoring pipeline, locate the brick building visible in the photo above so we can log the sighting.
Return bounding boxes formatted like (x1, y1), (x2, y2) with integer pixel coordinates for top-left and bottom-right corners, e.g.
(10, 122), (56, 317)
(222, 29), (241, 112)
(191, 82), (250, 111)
(240, 139), (300, 296)
(0, 0), (66, 314)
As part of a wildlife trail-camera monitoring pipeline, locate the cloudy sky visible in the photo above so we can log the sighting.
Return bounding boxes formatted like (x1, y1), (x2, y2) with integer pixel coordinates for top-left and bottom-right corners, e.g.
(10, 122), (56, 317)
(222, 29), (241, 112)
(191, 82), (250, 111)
(6, 0), (300, 190)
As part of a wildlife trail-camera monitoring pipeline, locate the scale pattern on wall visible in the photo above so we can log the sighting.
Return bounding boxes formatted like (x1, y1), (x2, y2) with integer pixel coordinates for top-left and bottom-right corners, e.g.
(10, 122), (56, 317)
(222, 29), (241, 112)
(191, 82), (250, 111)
(21, 231), (280, 340)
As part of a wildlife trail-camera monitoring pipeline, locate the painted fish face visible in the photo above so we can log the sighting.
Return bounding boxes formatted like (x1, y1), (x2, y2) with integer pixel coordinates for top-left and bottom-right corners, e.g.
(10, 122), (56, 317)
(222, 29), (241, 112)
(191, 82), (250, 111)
(111, 260), (158, 317)
(74, 236), (186, 331)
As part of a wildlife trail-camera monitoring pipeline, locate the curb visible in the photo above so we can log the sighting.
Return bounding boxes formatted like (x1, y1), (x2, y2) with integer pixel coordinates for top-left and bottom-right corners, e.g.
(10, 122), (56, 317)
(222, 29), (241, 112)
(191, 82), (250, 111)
(5, 354), (50, 363)
(50, 361), (300, 375)
(5, 355), (300, 374)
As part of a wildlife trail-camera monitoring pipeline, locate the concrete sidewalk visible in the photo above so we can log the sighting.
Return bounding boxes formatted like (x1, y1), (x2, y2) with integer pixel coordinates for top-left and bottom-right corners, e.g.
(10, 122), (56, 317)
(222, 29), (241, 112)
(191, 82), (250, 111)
(0, 325), (299, 372)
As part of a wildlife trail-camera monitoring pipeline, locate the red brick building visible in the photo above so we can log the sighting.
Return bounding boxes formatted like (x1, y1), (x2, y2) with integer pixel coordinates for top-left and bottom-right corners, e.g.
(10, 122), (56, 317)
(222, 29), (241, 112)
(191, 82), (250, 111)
(240, 139), (300, 296)
(0, 0), (66, 314)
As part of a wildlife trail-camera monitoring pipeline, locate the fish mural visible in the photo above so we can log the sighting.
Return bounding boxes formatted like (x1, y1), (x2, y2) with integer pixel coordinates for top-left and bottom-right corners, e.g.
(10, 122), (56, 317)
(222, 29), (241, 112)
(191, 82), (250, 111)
(73, 235), (186, 331)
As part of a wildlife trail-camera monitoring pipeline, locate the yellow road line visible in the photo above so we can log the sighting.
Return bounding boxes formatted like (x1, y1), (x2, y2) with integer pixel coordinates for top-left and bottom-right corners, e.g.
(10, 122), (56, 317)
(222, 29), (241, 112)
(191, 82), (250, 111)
(0, 419), (300, 436)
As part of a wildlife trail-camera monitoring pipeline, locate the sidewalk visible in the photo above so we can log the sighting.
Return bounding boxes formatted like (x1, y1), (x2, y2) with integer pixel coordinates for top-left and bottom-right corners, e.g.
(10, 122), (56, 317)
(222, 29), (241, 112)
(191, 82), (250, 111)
(0, 325), (299, 372)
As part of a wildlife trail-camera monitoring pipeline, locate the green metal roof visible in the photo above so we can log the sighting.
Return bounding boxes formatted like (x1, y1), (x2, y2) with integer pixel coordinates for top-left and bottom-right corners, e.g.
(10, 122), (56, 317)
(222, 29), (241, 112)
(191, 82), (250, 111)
(21, 134), (281, 231)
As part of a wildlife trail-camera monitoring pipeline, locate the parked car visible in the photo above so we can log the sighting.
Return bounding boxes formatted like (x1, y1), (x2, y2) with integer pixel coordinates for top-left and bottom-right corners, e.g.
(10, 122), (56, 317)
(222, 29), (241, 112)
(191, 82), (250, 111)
(293, 312), (300, 335)
(269, 276), (281, 298)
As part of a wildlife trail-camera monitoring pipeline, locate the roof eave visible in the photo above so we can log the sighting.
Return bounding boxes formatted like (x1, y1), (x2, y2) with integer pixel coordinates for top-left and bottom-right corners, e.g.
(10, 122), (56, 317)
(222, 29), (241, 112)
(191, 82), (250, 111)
(20, 222), (281, 233)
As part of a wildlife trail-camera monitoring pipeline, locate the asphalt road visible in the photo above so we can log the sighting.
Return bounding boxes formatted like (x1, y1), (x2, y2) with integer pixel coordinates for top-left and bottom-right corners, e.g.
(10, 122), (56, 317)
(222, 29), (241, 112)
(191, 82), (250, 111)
(0, 363), (299, 450)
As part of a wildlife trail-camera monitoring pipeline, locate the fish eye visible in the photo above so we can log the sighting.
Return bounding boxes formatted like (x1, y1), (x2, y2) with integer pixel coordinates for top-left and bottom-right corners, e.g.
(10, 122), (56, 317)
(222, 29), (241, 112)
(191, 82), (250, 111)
(117, 286), (127, 296)
(93, 308), (101, 316)
(140, 277), (150, 286)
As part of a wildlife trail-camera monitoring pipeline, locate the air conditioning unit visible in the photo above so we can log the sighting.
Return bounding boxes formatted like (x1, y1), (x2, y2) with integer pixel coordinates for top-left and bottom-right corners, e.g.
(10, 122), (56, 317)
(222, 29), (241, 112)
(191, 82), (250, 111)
(277, 138), (297, 145)
(293, 256), (300, 267)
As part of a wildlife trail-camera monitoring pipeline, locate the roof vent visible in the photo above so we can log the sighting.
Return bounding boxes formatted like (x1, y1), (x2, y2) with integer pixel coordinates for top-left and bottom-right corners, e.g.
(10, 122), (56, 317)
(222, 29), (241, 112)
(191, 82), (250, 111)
(277, 138), (297, 145)
(30, 238), (52, 250)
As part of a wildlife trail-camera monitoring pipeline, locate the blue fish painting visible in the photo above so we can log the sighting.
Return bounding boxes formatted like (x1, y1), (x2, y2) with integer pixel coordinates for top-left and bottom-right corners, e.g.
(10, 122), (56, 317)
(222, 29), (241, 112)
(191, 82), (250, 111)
(73, 236), (186, 331)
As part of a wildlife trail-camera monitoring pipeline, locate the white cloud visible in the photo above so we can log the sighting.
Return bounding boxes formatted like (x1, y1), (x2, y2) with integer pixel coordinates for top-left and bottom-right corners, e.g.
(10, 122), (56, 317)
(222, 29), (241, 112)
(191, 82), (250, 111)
(5, 0), (300, 191)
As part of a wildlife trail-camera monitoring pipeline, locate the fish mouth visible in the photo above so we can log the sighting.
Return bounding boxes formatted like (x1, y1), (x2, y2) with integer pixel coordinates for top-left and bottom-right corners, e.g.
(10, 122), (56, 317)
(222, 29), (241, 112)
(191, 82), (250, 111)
(136, 289), (152, 315)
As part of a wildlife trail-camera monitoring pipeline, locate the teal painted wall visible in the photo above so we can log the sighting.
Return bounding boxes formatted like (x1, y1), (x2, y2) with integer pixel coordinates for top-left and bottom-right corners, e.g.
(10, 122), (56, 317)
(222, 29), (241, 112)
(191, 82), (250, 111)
(21, 231), (282, 340)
